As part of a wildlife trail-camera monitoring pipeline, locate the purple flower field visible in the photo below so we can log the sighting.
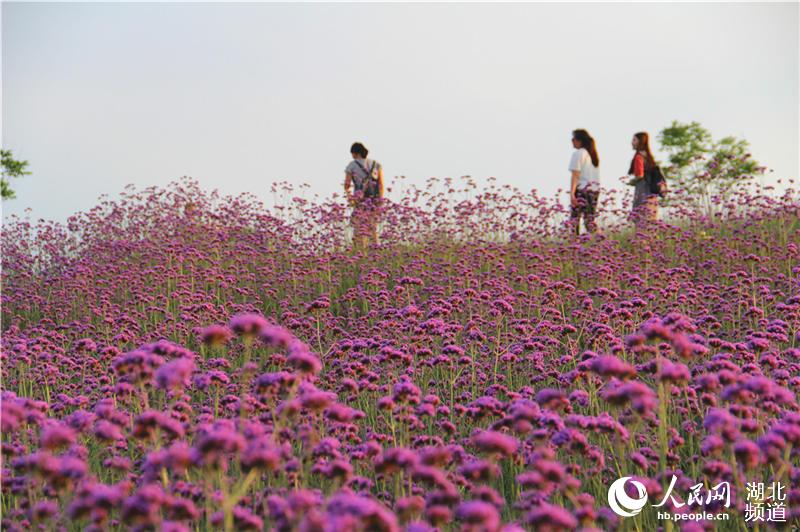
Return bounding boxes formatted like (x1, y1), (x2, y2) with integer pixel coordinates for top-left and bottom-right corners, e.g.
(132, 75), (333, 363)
(1, 177), (799, 531)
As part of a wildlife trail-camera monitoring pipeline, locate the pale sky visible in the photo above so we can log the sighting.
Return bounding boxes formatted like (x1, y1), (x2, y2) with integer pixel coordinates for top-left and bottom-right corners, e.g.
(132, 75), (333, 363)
(2, 2), (798, 222)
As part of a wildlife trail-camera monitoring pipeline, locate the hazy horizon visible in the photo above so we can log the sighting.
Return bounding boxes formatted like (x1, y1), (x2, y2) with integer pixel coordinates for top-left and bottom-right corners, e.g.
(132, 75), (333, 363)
(3, 2), (798, 223)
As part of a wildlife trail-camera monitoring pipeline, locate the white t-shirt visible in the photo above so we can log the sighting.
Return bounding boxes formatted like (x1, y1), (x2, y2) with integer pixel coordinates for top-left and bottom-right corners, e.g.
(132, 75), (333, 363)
(569, 148), (600, 191)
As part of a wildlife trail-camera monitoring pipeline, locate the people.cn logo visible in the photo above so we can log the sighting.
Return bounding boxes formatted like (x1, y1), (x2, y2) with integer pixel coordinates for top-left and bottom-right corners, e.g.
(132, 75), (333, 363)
(608, 477), (649, 517)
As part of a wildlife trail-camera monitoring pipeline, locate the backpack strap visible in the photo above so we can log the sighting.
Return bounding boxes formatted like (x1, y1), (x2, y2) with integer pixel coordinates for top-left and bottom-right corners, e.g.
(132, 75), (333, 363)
(354, 159), (376, 179)
(353, 160), (367, 177)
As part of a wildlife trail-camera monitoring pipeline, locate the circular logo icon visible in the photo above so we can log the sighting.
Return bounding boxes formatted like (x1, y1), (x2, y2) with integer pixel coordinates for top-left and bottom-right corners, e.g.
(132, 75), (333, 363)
(608, 476), (648, 517)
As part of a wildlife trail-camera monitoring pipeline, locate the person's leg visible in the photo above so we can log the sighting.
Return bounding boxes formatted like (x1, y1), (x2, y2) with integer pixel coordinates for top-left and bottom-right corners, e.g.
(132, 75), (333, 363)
(349, 211), (357, 250)
(361, 208), (376, 247)
(356, 202), (377, 248)
(635, 196), (655, 231)
(370, 203), (381, 245)
(570, 194), (583, 235)
(634, 196), (655, 234)
(352, 206), (367, 250)
(584, 190), (599, 233)
(359, 215), (370, 249)
(633, 209), (644, 229)
(370, 215), (379, 245)
(570, 212), (581, 235)
(647, 196), (658, 221)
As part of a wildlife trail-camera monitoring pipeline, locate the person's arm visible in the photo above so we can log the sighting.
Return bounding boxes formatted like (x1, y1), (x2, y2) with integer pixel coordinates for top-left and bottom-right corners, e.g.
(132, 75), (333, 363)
(570, 171), (580, 206)
(568, 151), (581, 206)
(344, 172), (353, 203)
(378, 167), (385, 198)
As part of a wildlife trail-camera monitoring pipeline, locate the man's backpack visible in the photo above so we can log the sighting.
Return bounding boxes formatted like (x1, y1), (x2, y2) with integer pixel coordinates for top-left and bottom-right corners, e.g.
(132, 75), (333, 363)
(646, 164), (668, 198)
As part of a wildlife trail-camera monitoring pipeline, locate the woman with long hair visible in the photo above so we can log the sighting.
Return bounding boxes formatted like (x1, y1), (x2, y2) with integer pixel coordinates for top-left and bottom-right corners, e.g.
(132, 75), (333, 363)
(623, 132), (658, 225)
(568, 129), (601, 234)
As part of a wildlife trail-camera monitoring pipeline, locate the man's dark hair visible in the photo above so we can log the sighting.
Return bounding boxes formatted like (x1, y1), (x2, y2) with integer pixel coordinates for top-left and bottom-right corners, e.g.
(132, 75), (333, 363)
(350, 142), (369, 158)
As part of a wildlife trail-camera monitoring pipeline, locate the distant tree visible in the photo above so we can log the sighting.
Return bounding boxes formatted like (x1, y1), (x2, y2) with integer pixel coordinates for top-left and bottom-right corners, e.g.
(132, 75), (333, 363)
(1, 149), (31, 200)
(657, 121), (766, 215)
